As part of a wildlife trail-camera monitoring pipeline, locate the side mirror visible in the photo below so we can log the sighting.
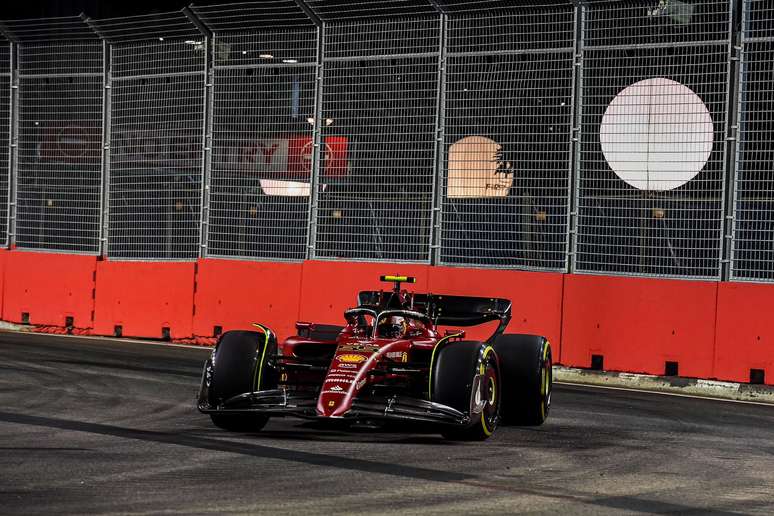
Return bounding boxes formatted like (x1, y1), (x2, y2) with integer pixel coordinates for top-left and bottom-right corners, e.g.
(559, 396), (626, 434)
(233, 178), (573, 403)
(295, 321), (312, 338)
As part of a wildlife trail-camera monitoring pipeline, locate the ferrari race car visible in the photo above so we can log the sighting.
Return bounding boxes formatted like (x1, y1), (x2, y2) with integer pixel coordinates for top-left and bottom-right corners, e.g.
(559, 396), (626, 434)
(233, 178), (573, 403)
(197, 276), (552, 440)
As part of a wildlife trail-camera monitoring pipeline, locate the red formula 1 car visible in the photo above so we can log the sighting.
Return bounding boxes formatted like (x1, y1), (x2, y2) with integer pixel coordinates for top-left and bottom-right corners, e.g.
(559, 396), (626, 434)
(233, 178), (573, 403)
(197, 276), (552, 440)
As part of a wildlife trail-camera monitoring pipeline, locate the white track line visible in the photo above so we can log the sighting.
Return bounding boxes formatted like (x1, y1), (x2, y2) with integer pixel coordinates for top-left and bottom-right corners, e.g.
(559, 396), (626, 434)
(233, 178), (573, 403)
(2, 329), (212, 350)
(8, 329), (773, 407)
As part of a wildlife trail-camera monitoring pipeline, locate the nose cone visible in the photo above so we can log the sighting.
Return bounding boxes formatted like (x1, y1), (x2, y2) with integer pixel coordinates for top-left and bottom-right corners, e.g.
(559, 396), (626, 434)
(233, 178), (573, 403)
(316, 351), (372, 417)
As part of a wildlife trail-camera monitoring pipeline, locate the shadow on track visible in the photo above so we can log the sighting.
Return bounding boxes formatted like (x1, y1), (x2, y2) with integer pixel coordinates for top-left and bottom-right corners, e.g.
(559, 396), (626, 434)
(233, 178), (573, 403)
(0, 411), (758, 515)
(0, 411), (472, 483)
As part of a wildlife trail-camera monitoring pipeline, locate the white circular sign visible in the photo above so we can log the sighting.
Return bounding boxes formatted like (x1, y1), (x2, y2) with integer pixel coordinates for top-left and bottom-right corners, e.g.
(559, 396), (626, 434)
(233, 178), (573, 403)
(599, 77), (713, 191)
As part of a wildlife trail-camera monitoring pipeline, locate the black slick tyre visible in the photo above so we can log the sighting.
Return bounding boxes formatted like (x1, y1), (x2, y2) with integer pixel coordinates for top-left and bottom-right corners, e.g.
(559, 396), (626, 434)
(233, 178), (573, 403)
(208, 330), (276, 432)
(493, 334), (552, 426)
(430, 340), (501, 440)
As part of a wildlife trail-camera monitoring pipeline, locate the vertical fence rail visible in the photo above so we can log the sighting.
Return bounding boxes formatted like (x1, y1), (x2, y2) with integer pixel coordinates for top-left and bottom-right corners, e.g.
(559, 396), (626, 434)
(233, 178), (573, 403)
(568, 4), (583, 273)
(91, 35), (111, 257)
(429, 7), (447, 266)
(294, 0), (324, 261)
(731, 0), (747, 281)
(201, 34), (215, 258)
(182, 7), (213, 259)
(1, 36), (14, 248)
(306, 22), (325, 259)
(199, 34), (214, 258)
(720, 0), (740, 280)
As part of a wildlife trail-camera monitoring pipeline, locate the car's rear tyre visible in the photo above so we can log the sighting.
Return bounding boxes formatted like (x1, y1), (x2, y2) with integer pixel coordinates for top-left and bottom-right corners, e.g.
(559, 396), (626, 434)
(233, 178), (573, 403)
(208, 329), (276, 432)
(493, 334), (552, 426)
(430, 340), (501, 440)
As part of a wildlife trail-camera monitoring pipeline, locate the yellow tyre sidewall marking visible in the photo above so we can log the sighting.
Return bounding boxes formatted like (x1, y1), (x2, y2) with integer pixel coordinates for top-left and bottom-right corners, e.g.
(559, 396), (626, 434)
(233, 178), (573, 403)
(480, 346), (496, 436)
(251, 324), (271, 391)
(540, 341), (550, 420)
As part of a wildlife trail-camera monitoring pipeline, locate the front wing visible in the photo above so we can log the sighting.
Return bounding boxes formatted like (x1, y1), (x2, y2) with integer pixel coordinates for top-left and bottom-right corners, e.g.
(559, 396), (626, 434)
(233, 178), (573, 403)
(198, 388), (470, 427)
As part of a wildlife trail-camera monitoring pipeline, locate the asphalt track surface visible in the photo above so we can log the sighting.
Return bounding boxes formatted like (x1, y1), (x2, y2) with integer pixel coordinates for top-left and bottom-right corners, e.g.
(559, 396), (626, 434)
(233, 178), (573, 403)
(1, 332), (774, 515)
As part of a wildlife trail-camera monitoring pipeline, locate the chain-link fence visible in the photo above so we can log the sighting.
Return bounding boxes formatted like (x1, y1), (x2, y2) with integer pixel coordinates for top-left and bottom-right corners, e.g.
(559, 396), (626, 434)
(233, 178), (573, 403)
(309, 1), (441, 262)
(3, 1), (774, 284)
(575, 0), (731, 279)
(192, 2), (318, 261)
(440, 1), (575, 270)
(732, 0), (774, 281)
(91, 12), (207, 260)
(5, 17), (103, 254)
(0, 35), (10, 247)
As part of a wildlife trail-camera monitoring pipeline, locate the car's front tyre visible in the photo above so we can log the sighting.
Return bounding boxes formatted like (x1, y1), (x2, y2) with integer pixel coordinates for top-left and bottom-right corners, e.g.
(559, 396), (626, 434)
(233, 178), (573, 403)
(205, 329), (276, 432)
(430, 340), (501, 440)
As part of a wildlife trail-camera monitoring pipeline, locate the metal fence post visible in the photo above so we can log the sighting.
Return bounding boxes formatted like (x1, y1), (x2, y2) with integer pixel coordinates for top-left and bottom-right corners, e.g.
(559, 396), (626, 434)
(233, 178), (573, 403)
(722, 0), (742, 281)
(8, 41), (17, 248)
(83, 22), (112, 259)
(199, 35), (214, 259)
(100, 40), (112, 258)
(83, 17), (110, 257)
(305, 22), (325, 260)
(294, 0), (325, 260)
(430, 7), (447, 266)
(568, 2), (583, 274)
(183, 7), (213, 259)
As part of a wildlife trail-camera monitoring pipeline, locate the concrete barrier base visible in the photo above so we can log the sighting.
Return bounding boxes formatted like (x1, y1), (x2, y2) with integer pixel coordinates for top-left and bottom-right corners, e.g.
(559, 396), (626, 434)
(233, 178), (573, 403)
(555, 366), (774, 405)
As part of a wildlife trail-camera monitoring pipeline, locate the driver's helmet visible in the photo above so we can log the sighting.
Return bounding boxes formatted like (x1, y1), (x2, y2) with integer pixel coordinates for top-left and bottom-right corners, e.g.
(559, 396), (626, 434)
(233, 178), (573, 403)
(377, 315), (407, 339)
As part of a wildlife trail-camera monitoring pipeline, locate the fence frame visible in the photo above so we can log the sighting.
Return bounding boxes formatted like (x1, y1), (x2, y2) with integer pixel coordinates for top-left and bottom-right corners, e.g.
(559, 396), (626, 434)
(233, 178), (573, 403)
(181, 7), (213, 259)
(305, 21), (325, 261)
(7, 38), (17, 249)
(81, 17), (111, 258)
(429, 4), (447, 266)
(568, 3), (583, 274)
(720, 0), (740, 281)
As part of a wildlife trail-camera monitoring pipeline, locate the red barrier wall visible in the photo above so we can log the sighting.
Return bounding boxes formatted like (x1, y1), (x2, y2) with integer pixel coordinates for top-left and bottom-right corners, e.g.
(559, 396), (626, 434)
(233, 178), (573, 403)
(428, 266), (564, 358)
(193, 259), (303, 340)
(297, 260), (431, 327)
(0, 249), (6, 318)
(93, 261), (196, 339)
(561, 274), (718, 379)
(4, 248), (774, 386)
(3, 251), (97, 328)
(715, 282), (774, 384)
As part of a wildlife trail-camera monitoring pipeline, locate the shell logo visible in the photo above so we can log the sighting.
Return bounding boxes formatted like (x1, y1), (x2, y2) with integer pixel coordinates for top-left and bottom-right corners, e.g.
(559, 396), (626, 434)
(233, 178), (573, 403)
(338, 354), (366, 364)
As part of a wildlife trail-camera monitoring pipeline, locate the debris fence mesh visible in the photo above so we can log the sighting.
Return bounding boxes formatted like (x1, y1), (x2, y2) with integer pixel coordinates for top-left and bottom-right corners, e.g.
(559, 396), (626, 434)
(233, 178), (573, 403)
(0, 1), (772, 285)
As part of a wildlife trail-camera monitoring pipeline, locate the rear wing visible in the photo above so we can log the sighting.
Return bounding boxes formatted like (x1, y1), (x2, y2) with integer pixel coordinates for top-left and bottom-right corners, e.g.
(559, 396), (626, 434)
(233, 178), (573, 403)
(357, 291), (512, 341)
